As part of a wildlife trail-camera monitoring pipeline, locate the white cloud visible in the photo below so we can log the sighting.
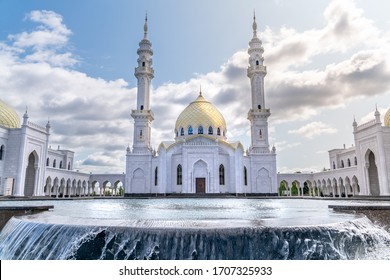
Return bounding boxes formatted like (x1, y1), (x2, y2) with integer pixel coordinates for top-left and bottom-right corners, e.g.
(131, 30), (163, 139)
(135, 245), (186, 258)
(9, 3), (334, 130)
(0, 11), (130, 173)
(274, 141), (301, 152)
(288, 122), (337, 139)
(8, 10), (75, 66)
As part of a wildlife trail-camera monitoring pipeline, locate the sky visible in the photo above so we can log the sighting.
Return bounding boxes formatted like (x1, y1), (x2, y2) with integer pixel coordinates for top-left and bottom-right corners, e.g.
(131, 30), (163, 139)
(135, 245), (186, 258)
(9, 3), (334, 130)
(1, 0), (390, 174)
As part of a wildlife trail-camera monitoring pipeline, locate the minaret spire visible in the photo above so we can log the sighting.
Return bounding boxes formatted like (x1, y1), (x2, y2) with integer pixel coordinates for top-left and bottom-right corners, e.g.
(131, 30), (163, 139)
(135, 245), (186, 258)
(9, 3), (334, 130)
(144, 12), (148, 39)
(252, 10), (257, 37)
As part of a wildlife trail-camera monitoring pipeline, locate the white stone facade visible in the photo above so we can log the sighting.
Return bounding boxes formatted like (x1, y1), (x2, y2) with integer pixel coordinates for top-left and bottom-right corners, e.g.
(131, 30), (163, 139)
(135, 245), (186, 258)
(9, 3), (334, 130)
(278, 109), (390, 197)
(0, 109), (124, 197)
(0, 112), (50, 196)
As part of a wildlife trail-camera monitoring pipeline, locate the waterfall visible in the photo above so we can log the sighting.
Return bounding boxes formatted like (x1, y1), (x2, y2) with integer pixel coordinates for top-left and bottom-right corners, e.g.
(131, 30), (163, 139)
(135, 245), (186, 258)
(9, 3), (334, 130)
(0, 216), (389, 260)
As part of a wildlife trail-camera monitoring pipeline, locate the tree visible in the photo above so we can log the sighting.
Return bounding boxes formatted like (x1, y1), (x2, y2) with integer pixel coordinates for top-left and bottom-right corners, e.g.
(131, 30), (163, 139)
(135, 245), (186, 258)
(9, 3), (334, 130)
(279, 181), (287, 196)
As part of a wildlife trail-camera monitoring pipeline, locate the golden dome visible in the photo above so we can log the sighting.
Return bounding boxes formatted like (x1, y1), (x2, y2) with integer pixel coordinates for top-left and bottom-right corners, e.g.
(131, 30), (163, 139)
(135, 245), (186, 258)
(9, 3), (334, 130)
(0, 99), (20, 129)
(384, 107), (390, 126)
(175, 93), (226, 137)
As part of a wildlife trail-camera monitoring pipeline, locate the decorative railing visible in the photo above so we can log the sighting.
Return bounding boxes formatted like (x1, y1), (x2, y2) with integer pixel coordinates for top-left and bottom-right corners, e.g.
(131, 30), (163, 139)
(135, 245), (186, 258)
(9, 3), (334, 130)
(27, 121), (46, 132)
(357, 119), (377, 130)
(248, 108), (270, 114)
(131, 109), (154, 116)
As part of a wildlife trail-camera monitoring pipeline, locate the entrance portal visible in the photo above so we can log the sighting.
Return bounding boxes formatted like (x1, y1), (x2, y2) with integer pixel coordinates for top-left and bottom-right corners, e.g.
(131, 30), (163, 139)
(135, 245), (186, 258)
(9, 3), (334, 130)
(24, 152), (37, 196)
(367, 151), (380, 196)
(196, 178), (206, 194)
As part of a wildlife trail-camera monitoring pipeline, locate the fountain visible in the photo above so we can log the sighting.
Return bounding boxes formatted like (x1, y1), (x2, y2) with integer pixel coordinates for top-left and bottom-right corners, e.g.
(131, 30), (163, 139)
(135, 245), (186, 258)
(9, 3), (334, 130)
(0, 198), (389, 260)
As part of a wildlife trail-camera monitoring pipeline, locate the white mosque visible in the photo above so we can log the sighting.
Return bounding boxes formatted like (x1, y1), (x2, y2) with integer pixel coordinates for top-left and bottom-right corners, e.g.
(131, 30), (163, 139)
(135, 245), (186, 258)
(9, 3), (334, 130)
(1, 15), (390, 198)
(125, 16), (277, 195)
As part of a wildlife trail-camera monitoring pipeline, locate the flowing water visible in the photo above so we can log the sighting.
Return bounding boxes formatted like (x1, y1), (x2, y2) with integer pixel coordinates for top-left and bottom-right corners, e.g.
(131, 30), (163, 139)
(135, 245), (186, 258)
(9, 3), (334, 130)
(0, 198), (389, 260)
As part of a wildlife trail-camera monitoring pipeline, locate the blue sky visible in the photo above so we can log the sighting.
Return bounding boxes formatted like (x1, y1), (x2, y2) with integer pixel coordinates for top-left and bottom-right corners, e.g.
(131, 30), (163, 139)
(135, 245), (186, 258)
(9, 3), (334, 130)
(1, 0), (390, 174)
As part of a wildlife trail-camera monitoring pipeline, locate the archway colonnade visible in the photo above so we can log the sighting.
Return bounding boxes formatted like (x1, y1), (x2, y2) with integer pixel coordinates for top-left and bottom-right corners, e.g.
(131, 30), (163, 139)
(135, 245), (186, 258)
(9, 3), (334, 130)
(277, 173), (360, 198)
(44, 170), (126, 198)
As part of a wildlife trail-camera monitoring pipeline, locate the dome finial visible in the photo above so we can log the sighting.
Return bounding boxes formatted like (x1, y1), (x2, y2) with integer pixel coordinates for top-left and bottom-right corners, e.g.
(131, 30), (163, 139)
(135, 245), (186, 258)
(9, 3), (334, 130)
(143, 12), (148, 39)
(199, 84), (202, 96)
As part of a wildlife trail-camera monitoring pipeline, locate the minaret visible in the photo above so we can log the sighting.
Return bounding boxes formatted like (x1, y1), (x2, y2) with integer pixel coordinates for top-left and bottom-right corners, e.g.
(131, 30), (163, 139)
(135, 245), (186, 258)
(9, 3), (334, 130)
(247, 12), (270, 154)
(131, 14), (154, 153)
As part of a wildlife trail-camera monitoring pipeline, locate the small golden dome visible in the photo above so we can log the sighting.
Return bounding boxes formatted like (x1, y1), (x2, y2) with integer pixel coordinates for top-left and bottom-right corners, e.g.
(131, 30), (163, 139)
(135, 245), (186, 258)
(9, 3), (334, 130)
(175, 93), (226, 137)
(384, 107), (390, 126)
(0, 99), (20, 129)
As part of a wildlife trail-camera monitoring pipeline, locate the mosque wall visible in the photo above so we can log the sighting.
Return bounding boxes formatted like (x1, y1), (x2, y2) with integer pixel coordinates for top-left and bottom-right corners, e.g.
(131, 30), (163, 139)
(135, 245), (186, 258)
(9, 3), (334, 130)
(0, 127), (9, 195)
(329, 147), (357, 170)
(2, 129), (22, 195)
(125, 154), (152, 194)
(250, 153), (277, 194)
(383, 127), (390, 194)
(242, 157), (251, 194)
(47, 148), (74, 170)
(170, 153), (183, 193)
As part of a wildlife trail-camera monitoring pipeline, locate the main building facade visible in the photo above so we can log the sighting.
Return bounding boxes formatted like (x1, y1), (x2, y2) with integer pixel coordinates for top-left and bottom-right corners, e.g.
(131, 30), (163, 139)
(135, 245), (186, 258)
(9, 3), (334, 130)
(125, 16), (277, 195)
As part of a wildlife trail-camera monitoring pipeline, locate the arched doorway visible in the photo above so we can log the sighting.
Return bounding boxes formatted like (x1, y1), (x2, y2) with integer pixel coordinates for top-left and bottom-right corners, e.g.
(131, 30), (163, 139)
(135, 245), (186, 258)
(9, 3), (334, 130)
(44, 177), (52, 196)
(255, 168), (271, 193)
(194, 160), (207, 193)
(279, 180), (288, 196)
(291, 181), (299, 196)
(24, 152), (38, 196)
(366, 150), (380, 196)
(132, 168), (145, 193)
(303, 181), (310, 196)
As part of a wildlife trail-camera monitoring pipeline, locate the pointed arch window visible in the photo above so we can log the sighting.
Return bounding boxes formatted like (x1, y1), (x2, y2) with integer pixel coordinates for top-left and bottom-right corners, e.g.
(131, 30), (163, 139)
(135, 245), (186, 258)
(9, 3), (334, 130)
(354, 157), (358, 165)
(208, 126), (213, 135)
(219, 164), (225, 185)
(180, 127), (184, 136)
(0, 145), (4, 160)
(139, 130), (143, 139)
(217, 128), (221, 136)
(46, 157), (50, 166)
(177, 164), (182, 185)
(154, 167), (158, 186)
(341, 160), (344, 168)
(198, 126), (203, 134)
(68, 162), (71, 170)
(53, 159), (56, 168)
(244, 166), (248, 186)
(59, 161), (63, 169)
(347, 158), (351, 167)
(333, 162), (336, 169)
(188, 126), (193, 135)
(259, 129), (262, 138)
